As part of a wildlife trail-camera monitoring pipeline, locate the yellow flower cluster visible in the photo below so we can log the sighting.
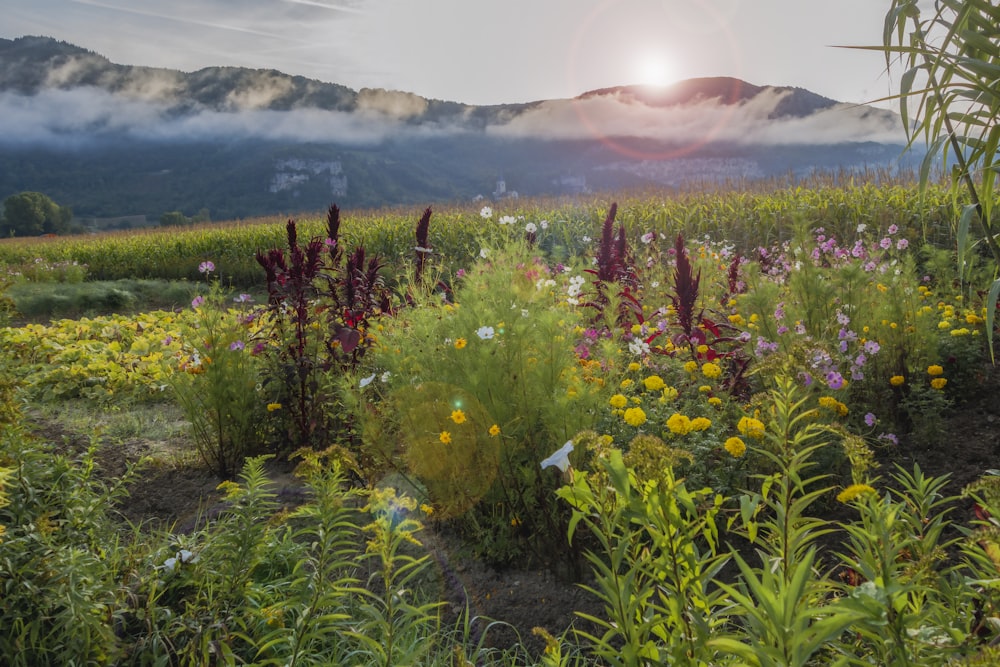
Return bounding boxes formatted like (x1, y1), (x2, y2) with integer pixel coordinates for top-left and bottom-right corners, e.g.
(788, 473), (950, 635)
(642, 375), (665, 391)
(836, 483), (876, 503)
(724, 436), (747, 458)
(737, 416), (766, 440)
(701, 362), (722, 379)
(666, 413), (711, 435)
(818, 396), (849, 416)
(623, 407), (647, 427)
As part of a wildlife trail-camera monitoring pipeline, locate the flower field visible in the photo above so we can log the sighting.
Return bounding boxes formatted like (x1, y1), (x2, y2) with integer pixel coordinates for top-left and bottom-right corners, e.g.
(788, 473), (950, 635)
(2, 182), (1000, 665)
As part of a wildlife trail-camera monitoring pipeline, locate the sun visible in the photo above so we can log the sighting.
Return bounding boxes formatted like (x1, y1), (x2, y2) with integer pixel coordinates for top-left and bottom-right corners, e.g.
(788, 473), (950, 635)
(632, 52), (677, 88)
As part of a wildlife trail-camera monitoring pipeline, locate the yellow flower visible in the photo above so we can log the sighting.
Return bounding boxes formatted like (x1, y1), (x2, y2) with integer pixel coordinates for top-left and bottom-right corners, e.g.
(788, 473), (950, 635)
(630, 324), (642, 335)
(267, 402), (282, 412)
(454, 337), (467, 349)
(690, 417), (712, 431)
(927, 364), (943, 376)
(628, 361), (641, 372)
(701, 362), (722, 379)
(708, 396), (722, 407)
(683, 360), (698, 374)
(439, 431), (452, 444)
(931, 378), (947, 390)
(420, 503), (435, 515)
(661, 386), (678, 401)
(737, 416), (766, 440)
(450, 409), (466, 424)
(216, 480), (241, 500)
(609, 394), (628, 409)
(696, 344), (709, 355)
(488, 424), (501, 437)
(666, 413), (692, 435)
(620, 378), (634, 389)
(623, 407), (647, 427)
(643, 375), (665, 391)
(698, 385), (712, 393)
(724, 436), (746, 458)
(837, 484), (876, 503)
(950, 327), (970, 336)
(889, 375), (905, 387)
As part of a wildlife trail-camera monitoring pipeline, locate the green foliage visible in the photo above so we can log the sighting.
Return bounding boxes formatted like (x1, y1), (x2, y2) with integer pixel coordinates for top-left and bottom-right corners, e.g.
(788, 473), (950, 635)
(1, 191), (72, 237)
(168, 267), (265, 477)
(370, 240), (602, 566)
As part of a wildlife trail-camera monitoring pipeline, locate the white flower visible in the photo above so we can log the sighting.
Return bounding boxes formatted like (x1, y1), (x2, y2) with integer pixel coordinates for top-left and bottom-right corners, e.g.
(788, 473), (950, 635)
(628, 339), (650, 356)
(480, 248), (489, 259)
(476, 326), (495, 340)
(163, 549), (197, 573)
(541, 441), (574, 472)
(641, 231), (655, 244)
(582, 235), (591, 243)
(524, 222), (538, 234)
(540, 220), (549, 229)
(359, 373), (376, 388)
(480, 206), (493, 219)
(499, 215), (516, 225)
(521, 309), (529, 318)
(414, 246), (433, 254)
(856, 223), (867, 234)
(380, 371), (391, 383)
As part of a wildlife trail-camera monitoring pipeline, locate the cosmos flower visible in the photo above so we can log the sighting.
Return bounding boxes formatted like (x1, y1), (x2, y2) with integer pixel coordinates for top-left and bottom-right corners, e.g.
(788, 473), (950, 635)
(541, 441), (574, 472)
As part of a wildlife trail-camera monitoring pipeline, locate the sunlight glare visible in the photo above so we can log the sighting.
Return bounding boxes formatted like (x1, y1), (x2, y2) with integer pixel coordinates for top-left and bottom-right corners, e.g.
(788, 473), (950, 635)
(633, 52), (676, 88)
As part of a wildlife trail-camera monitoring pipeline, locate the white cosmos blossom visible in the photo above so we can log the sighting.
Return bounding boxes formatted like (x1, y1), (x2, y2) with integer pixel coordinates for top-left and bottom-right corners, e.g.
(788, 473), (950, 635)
(360, 373), (376, 388)
(480, 248), (489, 259)
(541, 441), (574, 472)
(499, 215), (516, 225)
(480, 206), (493, 219)
(629, 339), (650, 356)
(163, 549), (198, 572)
(525, 222), (537, 234)
(476, 326), (495, 340)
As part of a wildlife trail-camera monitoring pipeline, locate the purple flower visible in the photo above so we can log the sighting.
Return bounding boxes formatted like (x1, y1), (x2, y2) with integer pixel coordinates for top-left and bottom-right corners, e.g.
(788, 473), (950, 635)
(191, 295), (205, 309)
(826, 371), (845, 390)
(777, 325), (789, 335)
(198, 261), (215, 274)
(641, 231), (655, 244)
(864, 340), (880, 355)
(230, 340), (245, 351)
(887, 224), (899, 235)
(879, 237), (892, 250)
(252, 342), (267, 355)
(896, 238), (909, 250)
(878, 432), (899, 445)
(836, 311), (851, 326)
(799, 371), (813, 387)
(854, 353), (867, 367)
(864, 412), (877, 427)
(162, 335), (173, 346)
(234, 293), (253, 303)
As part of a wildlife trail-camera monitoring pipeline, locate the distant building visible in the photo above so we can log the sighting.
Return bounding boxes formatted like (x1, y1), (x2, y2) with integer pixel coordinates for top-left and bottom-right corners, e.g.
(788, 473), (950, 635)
(492, 174), (518, 201)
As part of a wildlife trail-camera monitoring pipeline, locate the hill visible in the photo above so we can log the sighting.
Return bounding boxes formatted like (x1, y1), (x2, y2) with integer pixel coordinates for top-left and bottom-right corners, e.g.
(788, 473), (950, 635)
(0, 36), (917, 224)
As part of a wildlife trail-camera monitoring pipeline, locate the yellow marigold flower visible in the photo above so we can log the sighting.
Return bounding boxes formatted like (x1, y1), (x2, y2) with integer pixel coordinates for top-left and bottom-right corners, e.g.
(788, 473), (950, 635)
(662, 386), (678, 401)
(439, 431), (452, 444)
(666, 413), (692, 435)
(620, 378), (634, 389)
(489, 424), (501, 437)
(267, 402), (282, 412)
(454, 337), (467, 349)
(609, 394), (628, 409)
(630, 324), (642, 335)
(450, 409), (466, 424)
(698, 385), (712, 393)
(690, 417), (711, 431)
(600, 434), (614, 446)
(938, 320), (951, 330)
(708, 396), (722, 407)
(623, 407), (647, 427)
(889, 375), (905, 387)
(628, 361), (641, 372)
(737, 416), (766, 440)
(701, 362), (722, 379)
(643, 375), (665, 391)
(951, 328), (970, 336)
(931, 378), (947, 390)
(728, 313), (745, 326)
(683, 361), (698, 374)
(837, 484), (876, 504)
(696, 344), (709, 355)
(724, 436), (746, 458)
(927, 364), (943, 376)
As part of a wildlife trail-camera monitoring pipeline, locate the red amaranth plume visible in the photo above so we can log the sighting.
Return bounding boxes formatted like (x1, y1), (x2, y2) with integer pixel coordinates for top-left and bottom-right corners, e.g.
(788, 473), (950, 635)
(414, 206), (432, 283)
(670, 233), (701, 340)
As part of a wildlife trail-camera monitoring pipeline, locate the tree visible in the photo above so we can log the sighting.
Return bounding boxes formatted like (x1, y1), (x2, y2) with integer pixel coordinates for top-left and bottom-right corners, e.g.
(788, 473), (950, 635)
(1, 191), (72, 237)
(159, 211), (190, 227)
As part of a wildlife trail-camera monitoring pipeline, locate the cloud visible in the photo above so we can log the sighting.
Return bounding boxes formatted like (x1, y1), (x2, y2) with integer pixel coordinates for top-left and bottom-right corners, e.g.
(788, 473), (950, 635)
(356, 87), (428, 119)
(485, 88), (908, 146)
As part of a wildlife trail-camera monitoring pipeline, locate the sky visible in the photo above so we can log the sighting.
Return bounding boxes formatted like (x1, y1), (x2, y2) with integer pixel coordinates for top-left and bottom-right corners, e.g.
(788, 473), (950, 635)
(3, 0), (900, 109)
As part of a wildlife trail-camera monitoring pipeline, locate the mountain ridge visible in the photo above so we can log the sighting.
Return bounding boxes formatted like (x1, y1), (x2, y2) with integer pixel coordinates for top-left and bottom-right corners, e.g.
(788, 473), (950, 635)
(0, 35), (917, 223)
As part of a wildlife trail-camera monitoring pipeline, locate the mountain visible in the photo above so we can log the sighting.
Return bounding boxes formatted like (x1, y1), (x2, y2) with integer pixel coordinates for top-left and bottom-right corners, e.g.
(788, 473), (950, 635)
(0, 36), (916, 226)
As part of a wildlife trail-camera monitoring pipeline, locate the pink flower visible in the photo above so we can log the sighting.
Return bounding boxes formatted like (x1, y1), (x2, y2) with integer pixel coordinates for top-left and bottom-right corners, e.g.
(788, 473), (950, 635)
(198, 261), (215, 274)
(191, 295), (205, 309)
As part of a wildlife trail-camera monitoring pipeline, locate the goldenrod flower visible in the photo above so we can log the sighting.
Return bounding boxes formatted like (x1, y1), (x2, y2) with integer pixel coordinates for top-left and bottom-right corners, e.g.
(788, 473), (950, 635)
(450, 409), (466, 424)
(889, 375), (905, 387)
(439, 431), (452, 444)
(724, 436), (746, 458)
(837, 484), (876, 503)
(623, 407), (647, 427)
